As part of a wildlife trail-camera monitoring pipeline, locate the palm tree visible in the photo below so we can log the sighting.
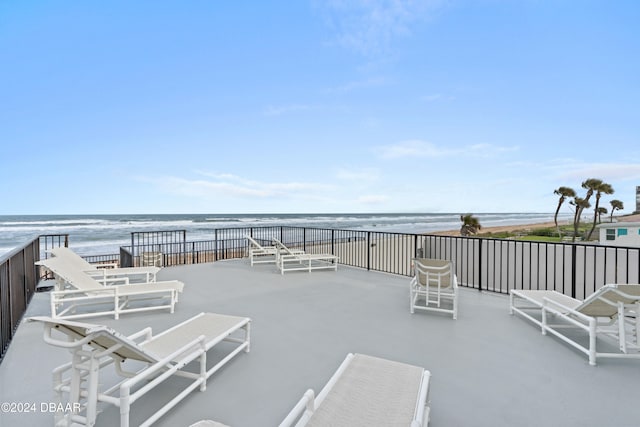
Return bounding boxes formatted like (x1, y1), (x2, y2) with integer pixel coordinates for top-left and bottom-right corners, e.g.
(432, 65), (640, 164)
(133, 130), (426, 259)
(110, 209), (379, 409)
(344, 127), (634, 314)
(571, 178), (601, 241)
(597, 207), (607, 223)
(586, 181), (614, 240)
(460, 214), (481, 236)
(569, 196), (591, 242)
(609, 199), (624, 222)
(553, 186), (576, 237)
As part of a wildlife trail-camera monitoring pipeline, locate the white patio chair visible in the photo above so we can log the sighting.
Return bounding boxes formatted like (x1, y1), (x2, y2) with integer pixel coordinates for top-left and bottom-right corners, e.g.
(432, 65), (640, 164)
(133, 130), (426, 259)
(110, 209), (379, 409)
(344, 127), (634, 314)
(245, 235), (306, 266)
(272, 238), (339, 274)
(49, 246), (160, 283)
(36, 257), (184, 319)
(510, 284), (640, 365)
(29, 312), (251, 427)
(280, 353), (431, 427)
(410, 258), (458, 319)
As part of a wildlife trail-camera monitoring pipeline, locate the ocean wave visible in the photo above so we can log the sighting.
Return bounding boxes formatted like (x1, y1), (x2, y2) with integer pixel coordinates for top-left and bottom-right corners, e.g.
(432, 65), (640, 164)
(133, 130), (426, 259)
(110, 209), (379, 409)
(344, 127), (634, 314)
(0, 213), (567, 257)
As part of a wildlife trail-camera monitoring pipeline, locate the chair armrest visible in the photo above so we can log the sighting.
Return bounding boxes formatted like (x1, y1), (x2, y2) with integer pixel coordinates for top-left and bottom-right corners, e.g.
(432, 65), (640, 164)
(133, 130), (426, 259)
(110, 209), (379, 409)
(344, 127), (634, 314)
(279, 389), (315, 427)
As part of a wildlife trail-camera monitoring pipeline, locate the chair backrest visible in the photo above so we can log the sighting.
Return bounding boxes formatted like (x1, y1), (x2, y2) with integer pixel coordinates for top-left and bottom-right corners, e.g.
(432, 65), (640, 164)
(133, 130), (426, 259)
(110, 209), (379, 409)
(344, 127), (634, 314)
(272, 238), (297, 256)
(577, 284), (640, 318)
(30, 316), (159, 362)
(245, 235), (266, 250)
(413, 258), (454, 289)
(36, 257), (104, 291)
(49, 247), (95, 270)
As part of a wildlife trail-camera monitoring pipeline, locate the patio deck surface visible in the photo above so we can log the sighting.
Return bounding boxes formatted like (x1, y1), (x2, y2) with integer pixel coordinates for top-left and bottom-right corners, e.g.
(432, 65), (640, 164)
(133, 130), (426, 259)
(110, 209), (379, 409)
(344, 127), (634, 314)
(1, 258), (638, 427)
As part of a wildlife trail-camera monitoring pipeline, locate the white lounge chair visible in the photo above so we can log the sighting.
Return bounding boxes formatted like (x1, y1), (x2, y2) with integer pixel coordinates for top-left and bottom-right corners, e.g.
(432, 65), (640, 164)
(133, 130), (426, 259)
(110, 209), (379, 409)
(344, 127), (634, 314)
(245, 235), (304, 266)
(48, 246), (160, 283)
(29, 312), (251, 427)
(272, 238), (339, 275)
(36, 257), (184, 319)
(410, 258), (459, 319)
(280, 353), (431, 427)
(510, 284), (640, 365)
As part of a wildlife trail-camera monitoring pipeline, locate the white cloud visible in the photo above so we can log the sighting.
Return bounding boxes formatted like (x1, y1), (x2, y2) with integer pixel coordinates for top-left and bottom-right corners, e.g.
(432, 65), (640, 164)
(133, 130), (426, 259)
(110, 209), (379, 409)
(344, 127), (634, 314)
(263, 104), (315, 116)
(315, 0), (439, 55)
(422, 93), (455, 102)
(356, 194), (388, 204)
(335, 167), (379, 182)
(554, 162), (640, 182)
(375, 140), (447, 158)
(328, 76), (386, 92)
(142, 173), (335, 200)
(375, 140), (518, 159)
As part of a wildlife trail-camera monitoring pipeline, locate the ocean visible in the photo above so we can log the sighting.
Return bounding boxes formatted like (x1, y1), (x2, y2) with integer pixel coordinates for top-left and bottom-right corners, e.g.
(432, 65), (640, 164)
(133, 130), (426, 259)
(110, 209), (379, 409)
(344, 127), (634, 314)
(0, 212), (567, 257)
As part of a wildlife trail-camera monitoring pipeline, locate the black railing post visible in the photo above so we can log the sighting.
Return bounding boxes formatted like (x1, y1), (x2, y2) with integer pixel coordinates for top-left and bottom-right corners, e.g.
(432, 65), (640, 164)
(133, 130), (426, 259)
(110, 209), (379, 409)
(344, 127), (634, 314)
(478, 238), (483, 292)
(303, 228), (307, 252)
(367, 231), (371, 271)
(331, 229), (335, 255)
(571, 244), (577, 298)
(214, 229), (219, 261)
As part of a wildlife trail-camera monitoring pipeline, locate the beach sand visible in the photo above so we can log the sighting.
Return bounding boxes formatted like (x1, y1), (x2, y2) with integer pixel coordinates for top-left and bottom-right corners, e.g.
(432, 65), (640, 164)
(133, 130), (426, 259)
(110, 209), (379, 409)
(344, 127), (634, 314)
(429, 213), (640, 236)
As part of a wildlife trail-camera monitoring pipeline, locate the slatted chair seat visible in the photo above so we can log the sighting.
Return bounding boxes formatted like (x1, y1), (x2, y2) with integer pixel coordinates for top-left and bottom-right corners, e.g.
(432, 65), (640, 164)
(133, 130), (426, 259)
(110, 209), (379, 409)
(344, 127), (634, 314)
(280, 353), (431, 427)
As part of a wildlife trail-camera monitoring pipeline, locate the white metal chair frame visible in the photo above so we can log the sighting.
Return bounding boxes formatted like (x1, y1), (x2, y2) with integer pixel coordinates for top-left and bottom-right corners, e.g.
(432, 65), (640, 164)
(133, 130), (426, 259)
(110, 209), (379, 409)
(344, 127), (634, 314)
(279, 353), (431, 427)
(30, 312), (251, 427)
(410, 258), (459, 319)
(272, 238), (339, 275)
(49, 246), (160, 283)
(245, 235), (304, 266)
(37, 257), (183, 320)
(510, 285), (640, 365)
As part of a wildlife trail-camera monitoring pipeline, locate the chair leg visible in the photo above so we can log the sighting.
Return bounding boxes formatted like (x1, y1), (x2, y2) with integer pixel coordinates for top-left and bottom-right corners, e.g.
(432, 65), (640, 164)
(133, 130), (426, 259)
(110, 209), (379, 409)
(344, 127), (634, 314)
(85, 355), (100, 425)
(453, 291), (458, 320)
(588, 319), (597, 366)
(618, 303), (627, 353)
(199, 342), (207, 392)
(409, 287), (415, 314)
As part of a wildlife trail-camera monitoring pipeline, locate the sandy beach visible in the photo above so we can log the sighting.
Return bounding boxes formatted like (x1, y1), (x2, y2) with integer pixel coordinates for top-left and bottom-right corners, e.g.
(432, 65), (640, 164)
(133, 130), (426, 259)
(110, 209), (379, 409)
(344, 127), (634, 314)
(430, 213), (640, 236)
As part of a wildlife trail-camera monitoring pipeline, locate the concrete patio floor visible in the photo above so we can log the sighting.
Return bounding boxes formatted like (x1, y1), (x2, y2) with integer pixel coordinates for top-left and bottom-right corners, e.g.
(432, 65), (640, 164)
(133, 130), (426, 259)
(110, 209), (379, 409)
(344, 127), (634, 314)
(1, 258), (638, 426)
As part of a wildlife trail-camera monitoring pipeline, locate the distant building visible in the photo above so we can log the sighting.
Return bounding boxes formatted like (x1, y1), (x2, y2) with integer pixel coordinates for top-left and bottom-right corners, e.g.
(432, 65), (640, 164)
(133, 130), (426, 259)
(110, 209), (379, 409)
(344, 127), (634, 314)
(597, 222), (640, 247)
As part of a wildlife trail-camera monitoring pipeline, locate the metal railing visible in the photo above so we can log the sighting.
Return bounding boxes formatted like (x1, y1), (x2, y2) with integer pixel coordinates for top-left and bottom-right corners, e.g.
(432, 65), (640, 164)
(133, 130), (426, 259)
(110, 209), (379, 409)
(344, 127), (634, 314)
(124, 227), (640, 300)
(3, 227), (639, 363)
(0, 234), (71, 362)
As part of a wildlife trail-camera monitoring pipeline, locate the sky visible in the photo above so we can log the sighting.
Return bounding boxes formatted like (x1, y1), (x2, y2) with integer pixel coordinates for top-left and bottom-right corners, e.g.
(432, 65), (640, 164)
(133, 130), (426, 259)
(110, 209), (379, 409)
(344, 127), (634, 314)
(1, 0), (639, 215)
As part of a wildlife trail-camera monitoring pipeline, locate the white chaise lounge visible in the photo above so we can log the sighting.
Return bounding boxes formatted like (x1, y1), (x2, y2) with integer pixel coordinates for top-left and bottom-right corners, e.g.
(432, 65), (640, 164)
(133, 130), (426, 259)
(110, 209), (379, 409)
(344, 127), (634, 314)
(272, 238), (339, 275)
(30, 312), (251, 427)
(36, 257), (184, 319)
(410, 258), (458, 319)
(510, 284), (640, 365)
(280, 353), (431, 427)
(48, 246), (160, 282)
(245, 235), (304, 266)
